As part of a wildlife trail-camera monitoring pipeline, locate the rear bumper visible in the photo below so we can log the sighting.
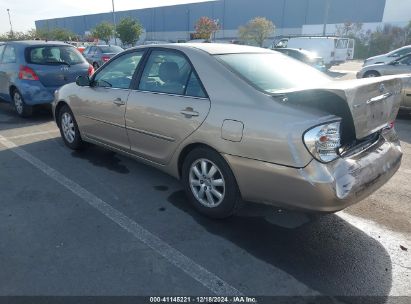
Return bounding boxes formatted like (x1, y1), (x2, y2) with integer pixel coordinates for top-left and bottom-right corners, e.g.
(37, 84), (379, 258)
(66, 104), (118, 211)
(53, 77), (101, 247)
(225, 128), (402, 213)
(18, 80), (56, 105)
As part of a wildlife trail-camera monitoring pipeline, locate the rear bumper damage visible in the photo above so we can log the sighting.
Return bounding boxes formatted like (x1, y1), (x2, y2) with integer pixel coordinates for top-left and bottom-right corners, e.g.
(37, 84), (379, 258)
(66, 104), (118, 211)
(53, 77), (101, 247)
(225, 128), (402, 212)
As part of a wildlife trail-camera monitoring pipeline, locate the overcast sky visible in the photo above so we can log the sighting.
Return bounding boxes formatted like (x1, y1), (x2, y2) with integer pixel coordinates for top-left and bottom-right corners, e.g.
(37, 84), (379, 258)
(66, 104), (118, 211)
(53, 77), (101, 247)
(0, 0), (210, 33)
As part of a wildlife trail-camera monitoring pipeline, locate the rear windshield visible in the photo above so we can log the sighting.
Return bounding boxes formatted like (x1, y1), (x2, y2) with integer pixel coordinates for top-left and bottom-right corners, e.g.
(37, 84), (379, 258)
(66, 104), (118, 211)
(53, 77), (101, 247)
(26, 45), (86, 65)
(216, 53), (331, 93)
(99, 46), (123, 53)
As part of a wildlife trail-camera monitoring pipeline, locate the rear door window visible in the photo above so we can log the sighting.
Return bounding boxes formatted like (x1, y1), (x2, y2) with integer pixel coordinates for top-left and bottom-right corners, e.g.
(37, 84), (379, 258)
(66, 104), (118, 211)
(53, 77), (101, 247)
(138, 50), (205, 96)
(27, 46), (85, 65)
(2, 45), (16, 63)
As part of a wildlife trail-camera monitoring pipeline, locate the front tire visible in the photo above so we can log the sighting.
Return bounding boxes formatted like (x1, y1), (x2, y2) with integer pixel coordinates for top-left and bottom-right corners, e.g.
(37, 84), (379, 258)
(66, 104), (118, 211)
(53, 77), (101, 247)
(12, 89), (32, 117)
(364, 71), (380, 78)
(182, 147), (242, 219)
(58, 105), (84, 150)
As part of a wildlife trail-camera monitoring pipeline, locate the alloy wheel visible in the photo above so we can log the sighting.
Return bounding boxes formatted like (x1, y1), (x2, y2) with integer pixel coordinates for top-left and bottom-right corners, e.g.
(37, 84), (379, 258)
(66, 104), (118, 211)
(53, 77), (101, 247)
(14, 92), (24, 115)
(61, 112), (76, 143)
(189, 158), (225, 208)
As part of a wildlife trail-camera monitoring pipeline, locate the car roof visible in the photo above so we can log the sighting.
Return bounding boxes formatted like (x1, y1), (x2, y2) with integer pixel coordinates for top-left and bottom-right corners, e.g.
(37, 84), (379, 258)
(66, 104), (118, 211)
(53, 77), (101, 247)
(132, 43), (273, 55)
(6, 40), (72, 46)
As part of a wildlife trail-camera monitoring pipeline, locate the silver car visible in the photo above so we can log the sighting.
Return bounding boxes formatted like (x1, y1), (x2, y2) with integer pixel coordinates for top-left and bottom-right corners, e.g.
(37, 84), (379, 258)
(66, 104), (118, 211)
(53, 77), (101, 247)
(357, 53), (411, 110)
(53, 44), (404, 219)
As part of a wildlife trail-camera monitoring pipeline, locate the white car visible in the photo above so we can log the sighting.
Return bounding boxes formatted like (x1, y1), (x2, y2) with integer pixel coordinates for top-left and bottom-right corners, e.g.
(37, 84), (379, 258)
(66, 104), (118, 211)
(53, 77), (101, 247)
(363, 45), (411, 66)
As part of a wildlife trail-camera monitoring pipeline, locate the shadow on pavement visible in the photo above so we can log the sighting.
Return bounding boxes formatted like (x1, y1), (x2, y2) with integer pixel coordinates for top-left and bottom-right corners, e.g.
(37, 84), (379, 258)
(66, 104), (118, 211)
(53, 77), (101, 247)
(71, 145), (130, 174)
(168, 190), (392, 302)
(0, 101), (53, 131)
(326, 70), (348, 78)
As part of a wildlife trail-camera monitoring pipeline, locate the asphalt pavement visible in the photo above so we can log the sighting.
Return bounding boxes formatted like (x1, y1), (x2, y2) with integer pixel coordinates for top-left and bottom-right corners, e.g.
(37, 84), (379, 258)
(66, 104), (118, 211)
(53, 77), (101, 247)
(0, 64), (410, 301)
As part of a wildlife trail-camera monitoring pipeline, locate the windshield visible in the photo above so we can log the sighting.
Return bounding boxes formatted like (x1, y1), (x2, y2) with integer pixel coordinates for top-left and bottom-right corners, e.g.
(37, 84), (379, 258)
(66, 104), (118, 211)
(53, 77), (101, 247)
(216, 53), (331, 93)
(27, 45), (85, 65)
(99, 45), (124, 53)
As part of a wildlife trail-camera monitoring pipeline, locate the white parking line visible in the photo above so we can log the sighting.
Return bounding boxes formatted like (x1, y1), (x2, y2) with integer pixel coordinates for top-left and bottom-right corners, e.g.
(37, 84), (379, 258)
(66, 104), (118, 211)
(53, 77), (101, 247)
(0, 134), (243, 296)
(4, 130), (59, 140)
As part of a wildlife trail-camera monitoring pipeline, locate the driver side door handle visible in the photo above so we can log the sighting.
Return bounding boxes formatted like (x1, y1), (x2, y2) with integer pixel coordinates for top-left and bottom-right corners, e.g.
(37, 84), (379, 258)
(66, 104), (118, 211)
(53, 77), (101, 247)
(180, 107), (199, 118)
(113, 98), (125, 106)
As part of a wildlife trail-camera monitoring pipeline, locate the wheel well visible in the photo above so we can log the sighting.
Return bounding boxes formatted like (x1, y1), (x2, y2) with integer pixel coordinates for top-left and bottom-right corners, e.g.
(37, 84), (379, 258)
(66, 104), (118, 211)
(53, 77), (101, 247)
(54, 101), (69, 127)
(177, 143), (218, 179)
(9, 85), (17, 98)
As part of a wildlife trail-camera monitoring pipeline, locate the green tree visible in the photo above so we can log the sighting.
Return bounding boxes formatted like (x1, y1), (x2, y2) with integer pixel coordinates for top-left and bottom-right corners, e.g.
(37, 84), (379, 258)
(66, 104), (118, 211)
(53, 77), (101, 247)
(116, 17), (143, 46)
(34, 28), (76, 41)
(239, 17), (275, 47)
(194, 17), (219, 40)
(91, 21), (114, 44)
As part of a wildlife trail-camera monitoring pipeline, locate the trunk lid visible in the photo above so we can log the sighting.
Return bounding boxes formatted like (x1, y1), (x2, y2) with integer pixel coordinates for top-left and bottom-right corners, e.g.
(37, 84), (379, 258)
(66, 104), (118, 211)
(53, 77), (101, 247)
(276, 75), (408, 140)
(28, 63), (89, 88)
(321, 76), (404, 139)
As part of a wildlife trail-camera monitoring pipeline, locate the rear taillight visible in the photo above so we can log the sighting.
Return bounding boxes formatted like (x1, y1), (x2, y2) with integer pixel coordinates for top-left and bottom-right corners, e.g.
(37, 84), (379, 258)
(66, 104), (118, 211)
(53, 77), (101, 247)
(102, 56), (110, 62)
(19, 65), (39, 81)
(88, 64), (95, 76)
(303, 121), (341, 163)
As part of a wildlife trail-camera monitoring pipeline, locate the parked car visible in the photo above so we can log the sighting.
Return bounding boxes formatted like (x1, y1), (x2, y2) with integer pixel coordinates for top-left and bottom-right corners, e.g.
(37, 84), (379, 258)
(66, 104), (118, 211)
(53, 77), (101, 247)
(82, 45), (124, 69)
(357, 53), (411, 78)
(274, 37), (355, 68)
(363, 45), (411, 66)
(0, 40), (93, 117)
(357, 53), (411, 111)
(53, 43), (404, 219)
(274, 48), (326, 71)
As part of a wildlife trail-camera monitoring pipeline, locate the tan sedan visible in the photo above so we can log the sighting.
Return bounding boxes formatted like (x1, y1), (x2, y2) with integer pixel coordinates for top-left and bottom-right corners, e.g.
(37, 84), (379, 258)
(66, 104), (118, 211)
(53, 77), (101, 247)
(53, 44), (404, 218)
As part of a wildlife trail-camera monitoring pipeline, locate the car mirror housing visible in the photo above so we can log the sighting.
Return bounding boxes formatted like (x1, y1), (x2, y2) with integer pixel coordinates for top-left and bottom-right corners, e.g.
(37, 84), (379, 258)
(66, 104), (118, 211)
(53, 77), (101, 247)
(76, 75), (91, 87)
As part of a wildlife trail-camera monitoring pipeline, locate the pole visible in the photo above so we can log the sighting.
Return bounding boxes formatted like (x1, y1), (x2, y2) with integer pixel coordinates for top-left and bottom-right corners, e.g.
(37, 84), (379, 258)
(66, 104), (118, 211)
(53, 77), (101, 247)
(6, 9), (13, 38)
(111, 0), (117, 45)
(322, 0), (330, 36)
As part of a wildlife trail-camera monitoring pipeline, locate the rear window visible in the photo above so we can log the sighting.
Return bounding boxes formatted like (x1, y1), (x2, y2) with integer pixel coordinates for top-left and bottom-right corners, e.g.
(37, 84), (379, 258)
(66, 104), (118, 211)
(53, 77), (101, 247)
(99, 46), (123, 54)
(26, 45), (86, 65)
(216, 53), (331, 93)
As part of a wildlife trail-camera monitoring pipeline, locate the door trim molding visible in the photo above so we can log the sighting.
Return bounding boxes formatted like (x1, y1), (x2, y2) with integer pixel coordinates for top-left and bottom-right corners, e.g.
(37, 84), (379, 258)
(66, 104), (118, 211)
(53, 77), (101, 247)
(126, 125), (176, 142)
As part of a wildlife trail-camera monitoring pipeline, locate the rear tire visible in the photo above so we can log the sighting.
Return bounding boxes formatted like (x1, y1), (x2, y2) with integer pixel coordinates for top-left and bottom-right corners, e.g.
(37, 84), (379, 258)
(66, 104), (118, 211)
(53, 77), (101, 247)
(182, 147), (242, 219)
(58, 105), (84, 150)
(12, 89), (32, 117)
(364, 71), (380, 78)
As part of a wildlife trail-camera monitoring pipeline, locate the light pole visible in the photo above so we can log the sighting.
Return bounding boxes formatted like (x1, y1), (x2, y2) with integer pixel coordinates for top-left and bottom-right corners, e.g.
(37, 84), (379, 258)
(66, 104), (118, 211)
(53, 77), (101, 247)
(322, 0), (330, 36)
(111, 0), (117, 45)
(6, 9), (13, 38)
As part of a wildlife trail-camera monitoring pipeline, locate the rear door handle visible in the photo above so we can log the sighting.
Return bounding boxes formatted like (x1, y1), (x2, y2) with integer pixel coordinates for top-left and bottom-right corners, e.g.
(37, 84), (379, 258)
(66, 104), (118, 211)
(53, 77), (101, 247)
(113, 98), (125, 106)
(180, 108), (199, 118)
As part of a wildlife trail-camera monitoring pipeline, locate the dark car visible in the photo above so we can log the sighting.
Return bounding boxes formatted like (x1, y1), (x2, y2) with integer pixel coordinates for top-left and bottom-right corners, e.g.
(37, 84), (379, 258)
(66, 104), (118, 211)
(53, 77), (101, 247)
(83, 45), (124, 69)
(274, 48), (326, 71)
(0, 40), (93, 117)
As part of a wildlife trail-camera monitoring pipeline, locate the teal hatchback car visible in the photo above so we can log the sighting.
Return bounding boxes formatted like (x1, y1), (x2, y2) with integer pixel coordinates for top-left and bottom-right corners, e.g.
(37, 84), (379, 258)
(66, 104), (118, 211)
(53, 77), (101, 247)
(0, 40), (93, 117)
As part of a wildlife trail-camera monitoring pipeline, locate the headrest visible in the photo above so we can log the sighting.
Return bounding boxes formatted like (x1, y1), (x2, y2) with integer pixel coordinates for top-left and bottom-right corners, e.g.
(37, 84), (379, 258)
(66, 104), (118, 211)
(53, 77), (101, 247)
(158, 61), (180, 82)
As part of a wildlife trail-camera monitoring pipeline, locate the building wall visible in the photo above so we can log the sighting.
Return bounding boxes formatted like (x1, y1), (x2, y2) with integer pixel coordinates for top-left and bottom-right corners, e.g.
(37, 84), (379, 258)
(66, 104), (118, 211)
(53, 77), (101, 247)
(35, 0), (390, 41)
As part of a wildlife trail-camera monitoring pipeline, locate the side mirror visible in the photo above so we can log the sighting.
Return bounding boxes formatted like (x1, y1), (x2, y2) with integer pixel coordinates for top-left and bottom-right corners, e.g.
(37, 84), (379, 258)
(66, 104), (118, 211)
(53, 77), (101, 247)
(76, 75), (91, 87)
(391, 61), (400, 66)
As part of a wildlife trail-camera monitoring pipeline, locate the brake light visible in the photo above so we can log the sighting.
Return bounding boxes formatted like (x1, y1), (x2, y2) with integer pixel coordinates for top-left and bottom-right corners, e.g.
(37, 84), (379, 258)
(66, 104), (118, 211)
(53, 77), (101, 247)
(19, 65), (39, 81)
(303, 122), (341, 163)
(102, 56), (110, 62)
(88, 64), (95, 76)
